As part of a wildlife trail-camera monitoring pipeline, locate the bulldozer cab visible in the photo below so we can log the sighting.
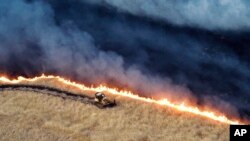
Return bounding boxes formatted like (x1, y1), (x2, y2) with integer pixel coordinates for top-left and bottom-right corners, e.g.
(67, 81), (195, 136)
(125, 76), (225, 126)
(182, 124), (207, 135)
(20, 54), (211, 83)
(95, 92), (106, 102)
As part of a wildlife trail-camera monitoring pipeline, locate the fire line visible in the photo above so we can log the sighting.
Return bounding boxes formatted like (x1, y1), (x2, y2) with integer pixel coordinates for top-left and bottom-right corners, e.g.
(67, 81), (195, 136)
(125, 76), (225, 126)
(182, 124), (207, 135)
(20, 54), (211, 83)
(0, 74), (245, 125)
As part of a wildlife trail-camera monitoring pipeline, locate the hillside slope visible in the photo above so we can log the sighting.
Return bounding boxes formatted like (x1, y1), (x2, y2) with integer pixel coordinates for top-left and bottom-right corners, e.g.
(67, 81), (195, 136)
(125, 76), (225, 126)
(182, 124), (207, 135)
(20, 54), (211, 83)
(0, 78), (229, 141)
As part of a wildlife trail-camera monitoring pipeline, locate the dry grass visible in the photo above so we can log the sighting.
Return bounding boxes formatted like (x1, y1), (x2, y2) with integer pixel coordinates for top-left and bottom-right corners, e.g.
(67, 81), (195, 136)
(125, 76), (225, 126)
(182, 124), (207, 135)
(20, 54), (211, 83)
(0, 78), (229, 141)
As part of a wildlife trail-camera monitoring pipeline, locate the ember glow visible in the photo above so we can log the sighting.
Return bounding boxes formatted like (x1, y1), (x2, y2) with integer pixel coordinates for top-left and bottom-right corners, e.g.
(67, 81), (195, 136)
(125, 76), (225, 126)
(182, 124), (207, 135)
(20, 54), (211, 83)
(0, 74), (244, 125)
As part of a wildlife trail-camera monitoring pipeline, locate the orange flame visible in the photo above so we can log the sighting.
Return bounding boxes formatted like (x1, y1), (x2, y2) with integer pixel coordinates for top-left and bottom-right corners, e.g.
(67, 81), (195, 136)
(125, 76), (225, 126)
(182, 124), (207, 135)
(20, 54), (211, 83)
(0, 74), (245, 125)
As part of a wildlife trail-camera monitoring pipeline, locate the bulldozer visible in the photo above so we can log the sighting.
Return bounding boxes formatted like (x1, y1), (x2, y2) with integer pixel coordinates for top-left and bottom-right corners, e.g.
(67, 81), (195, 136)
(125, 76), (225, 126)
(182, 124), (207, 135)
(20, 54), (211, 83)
(94, 92), (116, 108)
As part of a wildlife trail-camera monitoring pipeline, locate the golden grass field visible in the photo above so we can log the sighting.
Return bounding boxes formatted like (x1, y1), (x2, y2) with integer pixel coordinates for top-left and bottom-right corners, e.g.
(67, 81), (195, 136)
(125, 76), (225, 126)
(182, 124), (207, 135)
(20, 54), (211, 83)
(0, 78), (229, 141)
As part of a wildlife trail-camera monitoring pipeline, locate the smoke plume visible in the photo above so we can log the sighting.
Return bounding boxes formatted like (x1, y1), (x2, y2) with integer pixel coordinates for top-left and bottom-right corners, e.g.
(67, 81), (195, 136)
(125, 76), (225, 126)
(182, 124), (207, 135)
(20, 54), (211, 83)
(85, 0), (250, 30)
(0, 0), (250, 120)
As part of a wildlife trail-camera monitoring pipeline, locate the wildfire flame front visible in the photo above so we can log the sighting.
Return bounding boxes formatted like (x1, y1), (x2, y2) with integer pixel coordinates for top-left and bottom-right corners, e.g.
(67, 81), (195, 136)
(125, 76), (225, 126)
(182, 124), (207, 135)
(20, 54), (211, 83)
(0, 74), (244, 125)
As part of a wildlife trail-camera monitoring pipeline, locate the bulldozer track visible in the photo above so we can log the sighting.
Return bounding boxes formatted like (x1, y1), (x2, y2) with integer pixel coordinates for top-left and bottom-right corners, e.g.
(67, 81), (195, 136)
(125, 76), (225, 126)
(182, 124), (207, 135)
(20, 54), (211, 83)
(0, 84), (116, 109)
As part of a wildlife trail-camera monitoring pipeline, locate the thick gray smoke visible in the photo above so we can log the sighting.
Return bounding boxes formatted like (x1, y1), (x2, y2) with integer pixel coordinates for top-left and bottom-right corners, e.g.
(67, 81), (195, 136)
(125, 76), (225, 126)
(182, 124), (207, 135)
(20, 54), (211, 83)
(0, 0), (194, 102)
(1, 0), (249, 119)
(85, 0), (250, 30)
